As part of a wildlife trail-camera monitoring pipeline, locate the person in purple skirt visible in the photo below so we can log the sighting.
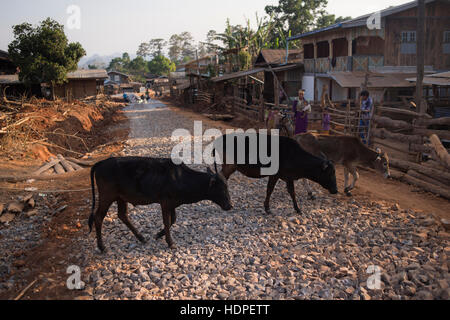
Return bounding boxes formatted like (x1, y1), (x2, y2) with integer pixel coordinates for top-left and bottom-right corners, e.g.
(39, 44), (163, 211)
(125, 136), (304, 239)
(292, 90), (312, 135)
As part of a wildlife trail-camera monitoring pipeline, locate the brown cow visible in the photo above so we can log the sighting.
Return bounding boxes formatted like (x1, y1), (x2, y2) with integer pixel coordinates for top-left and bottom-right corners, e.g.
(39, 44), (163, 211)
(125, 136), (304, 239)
(294, 134), (390, 197)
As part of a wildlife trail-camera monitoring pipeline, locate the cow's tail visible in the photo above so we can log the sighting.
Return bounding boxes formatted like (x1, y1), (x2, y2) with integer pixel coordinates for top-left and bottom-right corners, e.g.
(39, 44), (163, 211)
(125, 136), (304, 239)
(212, 148), (218, 174)
(88, 163), (99, 233)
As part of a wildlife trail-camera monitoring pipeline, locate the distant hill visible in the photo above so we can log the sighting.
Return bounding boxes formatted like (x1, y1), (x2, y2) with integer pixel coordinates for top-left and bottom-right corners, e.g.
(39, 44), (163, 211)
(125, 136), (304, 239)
(78, 53), (138, 70)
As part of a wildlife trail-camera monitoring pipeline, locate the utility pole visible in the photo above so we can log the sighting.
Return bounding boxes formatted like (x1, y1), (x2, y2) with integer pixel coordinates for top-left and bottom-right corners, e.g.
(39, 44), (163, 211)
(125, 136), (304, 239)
(417, 0), (426, 114)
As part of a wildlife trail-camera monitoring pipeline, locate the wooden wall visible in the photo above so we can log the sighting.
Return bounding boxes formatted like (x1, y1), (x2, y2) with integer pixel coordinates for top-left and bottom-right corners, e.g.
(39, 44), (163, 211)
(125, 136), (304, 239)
(54, 79), (98, 99)
(384, 0), (450, 70)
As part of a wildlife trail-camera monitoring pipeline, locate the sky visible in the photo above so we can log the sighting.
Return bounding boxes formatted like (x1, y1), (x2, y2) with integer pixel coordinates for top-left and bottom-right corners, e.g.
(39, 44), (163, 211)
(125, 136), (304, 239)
(0, 0), (412, 57)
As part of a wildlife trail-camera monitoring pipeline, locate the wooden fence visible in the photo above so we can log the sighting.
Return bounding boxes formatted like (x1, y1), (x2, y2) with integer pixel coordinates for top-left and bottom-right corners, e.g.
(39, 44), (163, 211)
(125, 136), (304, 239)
(370, 106), (450, 199)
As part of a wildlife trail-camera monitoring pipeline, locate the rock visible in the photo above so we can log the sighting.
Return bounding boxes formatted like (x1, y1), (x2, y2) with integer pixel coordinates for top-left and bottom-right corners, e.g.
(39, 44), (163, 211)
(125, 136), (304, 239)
(26, 198), (36, 209)
(7, 202), (24, 214)
(74, 296), (94, 301)
(0, 213), (15, 224)
(416, 290), (434, 300)
(25, 210), (38, 218)
(440, 288), (450, 300)
(441, 219), (450, 232)
(438, 232), (450, 241)
(391, 204), (400, 211)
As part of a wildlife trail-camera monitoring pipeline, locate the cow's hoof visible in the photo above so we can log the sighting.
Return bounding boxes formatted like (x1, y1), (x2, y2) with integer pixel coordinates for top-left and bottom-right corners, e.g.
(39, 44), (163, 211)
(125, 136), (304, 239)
(97, 246), (106, 254)
(265, 208), (272, 215)
(155, 230), (165, 240)
(138, 237), (147, 244)
(346, 192), (353, 197)
(309, 194), (317, 201)
(169, 244), (177, 250)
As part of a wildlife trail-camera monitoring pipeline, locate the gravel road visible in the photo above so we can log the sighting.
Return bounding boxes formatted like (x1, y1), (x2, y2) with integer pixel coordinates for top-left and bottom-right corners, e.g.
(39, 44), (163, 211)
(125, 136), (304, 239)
(79, 101), (449, 300)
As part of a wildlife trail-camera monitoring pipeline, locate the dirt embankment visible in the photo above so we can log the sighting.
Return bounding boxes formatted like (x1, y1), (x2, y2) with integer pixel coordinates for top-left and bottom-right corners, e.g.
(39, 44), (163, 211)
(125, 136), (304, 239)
(1, 97), (128, 164)
(0, 96), (130, 300)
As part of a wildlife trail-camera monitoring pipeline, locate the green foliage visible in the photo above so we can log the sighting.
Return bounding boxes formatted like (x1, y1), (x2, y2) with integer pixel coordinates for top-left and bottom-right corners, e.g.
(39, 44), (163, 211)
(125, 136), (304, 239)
(238, 51), (252, 71)
(168, 32), (195, 64)
(316, 14), (352, 29)
(148, 55), (176, 76)
(8, 18), (86, 86)
(265, 0), (329, 36)
(137, 39), (167, 59)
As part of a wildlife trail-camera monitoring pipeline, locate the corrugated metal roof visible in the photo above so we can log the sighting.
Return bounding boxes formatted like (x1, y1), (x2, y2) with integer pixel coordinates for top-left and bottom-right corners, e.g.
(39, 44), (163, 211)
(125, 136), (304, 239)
(288, 0), (437, 40)
(211, 68), (266, 83)
(256, 49), (302, 66)
(330, 72), (415, 88)
(107, 71), (130, 78)
(68, 69), (108, 79)
(406, 71), (450, 86)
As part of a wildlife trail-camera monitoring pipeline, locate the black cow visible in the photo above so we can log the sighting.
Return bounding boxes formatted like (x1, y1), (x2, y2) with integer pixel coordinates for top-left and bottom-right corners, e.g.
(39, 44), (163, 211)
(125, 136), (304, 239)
(88, 157), (232, 252)
(214, 133), (338, 215)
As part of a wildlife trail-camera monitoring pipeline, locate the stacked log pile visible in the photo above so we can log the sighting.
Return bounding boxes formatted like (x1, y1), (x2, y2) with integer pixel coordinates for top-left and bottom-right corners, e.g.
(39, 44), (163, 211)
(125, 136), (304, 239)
(371, 107), (450, 200)
(33, 154), (85, 176)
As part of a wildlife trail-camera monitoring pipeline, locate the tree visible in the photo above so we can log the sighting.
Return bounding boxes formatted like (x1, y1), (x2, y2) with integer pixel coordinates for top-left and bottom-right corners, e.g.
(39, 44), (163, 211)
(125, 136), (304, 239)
(8, 18), (86, 92)
(148, 39), (167, 58)
(137, 42), (151, 58)
(316, 13), (352, 29)
(265, 0), (330, 36)
(168, 32), (195, 64)
(148, 55), (176, 76)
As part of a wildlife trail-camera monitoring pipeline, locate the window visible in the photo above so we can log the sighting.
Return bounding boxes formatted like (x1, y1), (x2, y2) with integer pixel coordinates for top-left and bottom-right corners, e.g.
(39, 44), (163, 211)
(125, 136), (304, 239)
(444, 31), (450, 54)
(444, 31), (450, 43)
(114, 75), (120, 82)
(401, 31), (416, 43)
(401, 31), (417, 54)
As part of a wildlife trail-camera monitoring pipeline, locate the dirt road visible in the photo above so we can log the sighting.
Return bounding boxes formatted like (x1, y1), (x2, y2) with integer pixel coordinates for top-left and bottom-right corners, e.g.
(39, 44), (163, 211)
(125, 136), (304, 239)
(1, 100), (448, 300)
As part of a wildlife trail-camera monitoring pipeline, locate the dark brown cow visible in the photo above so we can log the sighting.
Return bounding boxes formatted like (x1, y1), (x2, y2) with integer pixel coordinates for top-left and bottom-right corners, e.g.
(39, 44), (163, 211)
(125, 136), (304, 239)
(294, 134), (390, 197)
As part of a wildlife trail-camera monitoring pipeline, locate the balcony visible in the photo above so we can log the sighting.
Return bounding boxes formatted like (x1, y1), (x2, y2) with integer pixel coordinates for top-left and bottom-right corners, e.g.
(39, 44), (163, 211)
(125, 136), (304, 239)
(304, 55), (384, 73)
(352, 55), (384, 72)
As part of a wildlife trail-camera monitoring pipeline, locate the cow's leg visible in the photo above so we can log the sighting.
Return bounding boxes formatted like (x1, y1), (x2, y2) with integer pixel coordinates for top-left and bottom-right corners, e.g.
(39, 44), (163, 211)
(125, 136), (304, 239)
(264, 176), (279, 214)
(344, 166), (351, 196)
(303, 179), (316, 200)
(344, 166), (359, 197)
(348, 167), (360, 192)
(221, 164), (237, 180)
(286, 180), (302, 214)
(117, 199), (146, 244)
(161, 206), (176, 250)
(94, 197), (114, 252)
(155, 209), (176, 240)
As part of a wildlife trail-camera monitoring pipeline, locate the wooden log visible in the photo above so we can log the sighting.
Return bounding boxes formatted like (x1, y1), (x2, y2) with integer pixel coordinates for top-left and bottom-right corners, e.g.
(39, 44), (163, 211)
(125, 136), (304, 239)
(372, 116), (413, 130)
(414, 129), (450, 140)
(57, 154), (75, 173)
(422, 160), (450, 173)
(66, 161), (83, 171)
(410, 143), (432, 153)
(377, 106), (431, 118)
(415, 117), (450, 127)
(401, 174), (450, 200)
(390, 158), (450, 185)
(32, 159), (60, 176)
(429, 134), (450, 170)
(389, 168), (405, 180)
(54, 162), (66, 175)
(407, 170), (449, 190)
(373, 138), (411, 154)
(371, 128), (424, 144)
